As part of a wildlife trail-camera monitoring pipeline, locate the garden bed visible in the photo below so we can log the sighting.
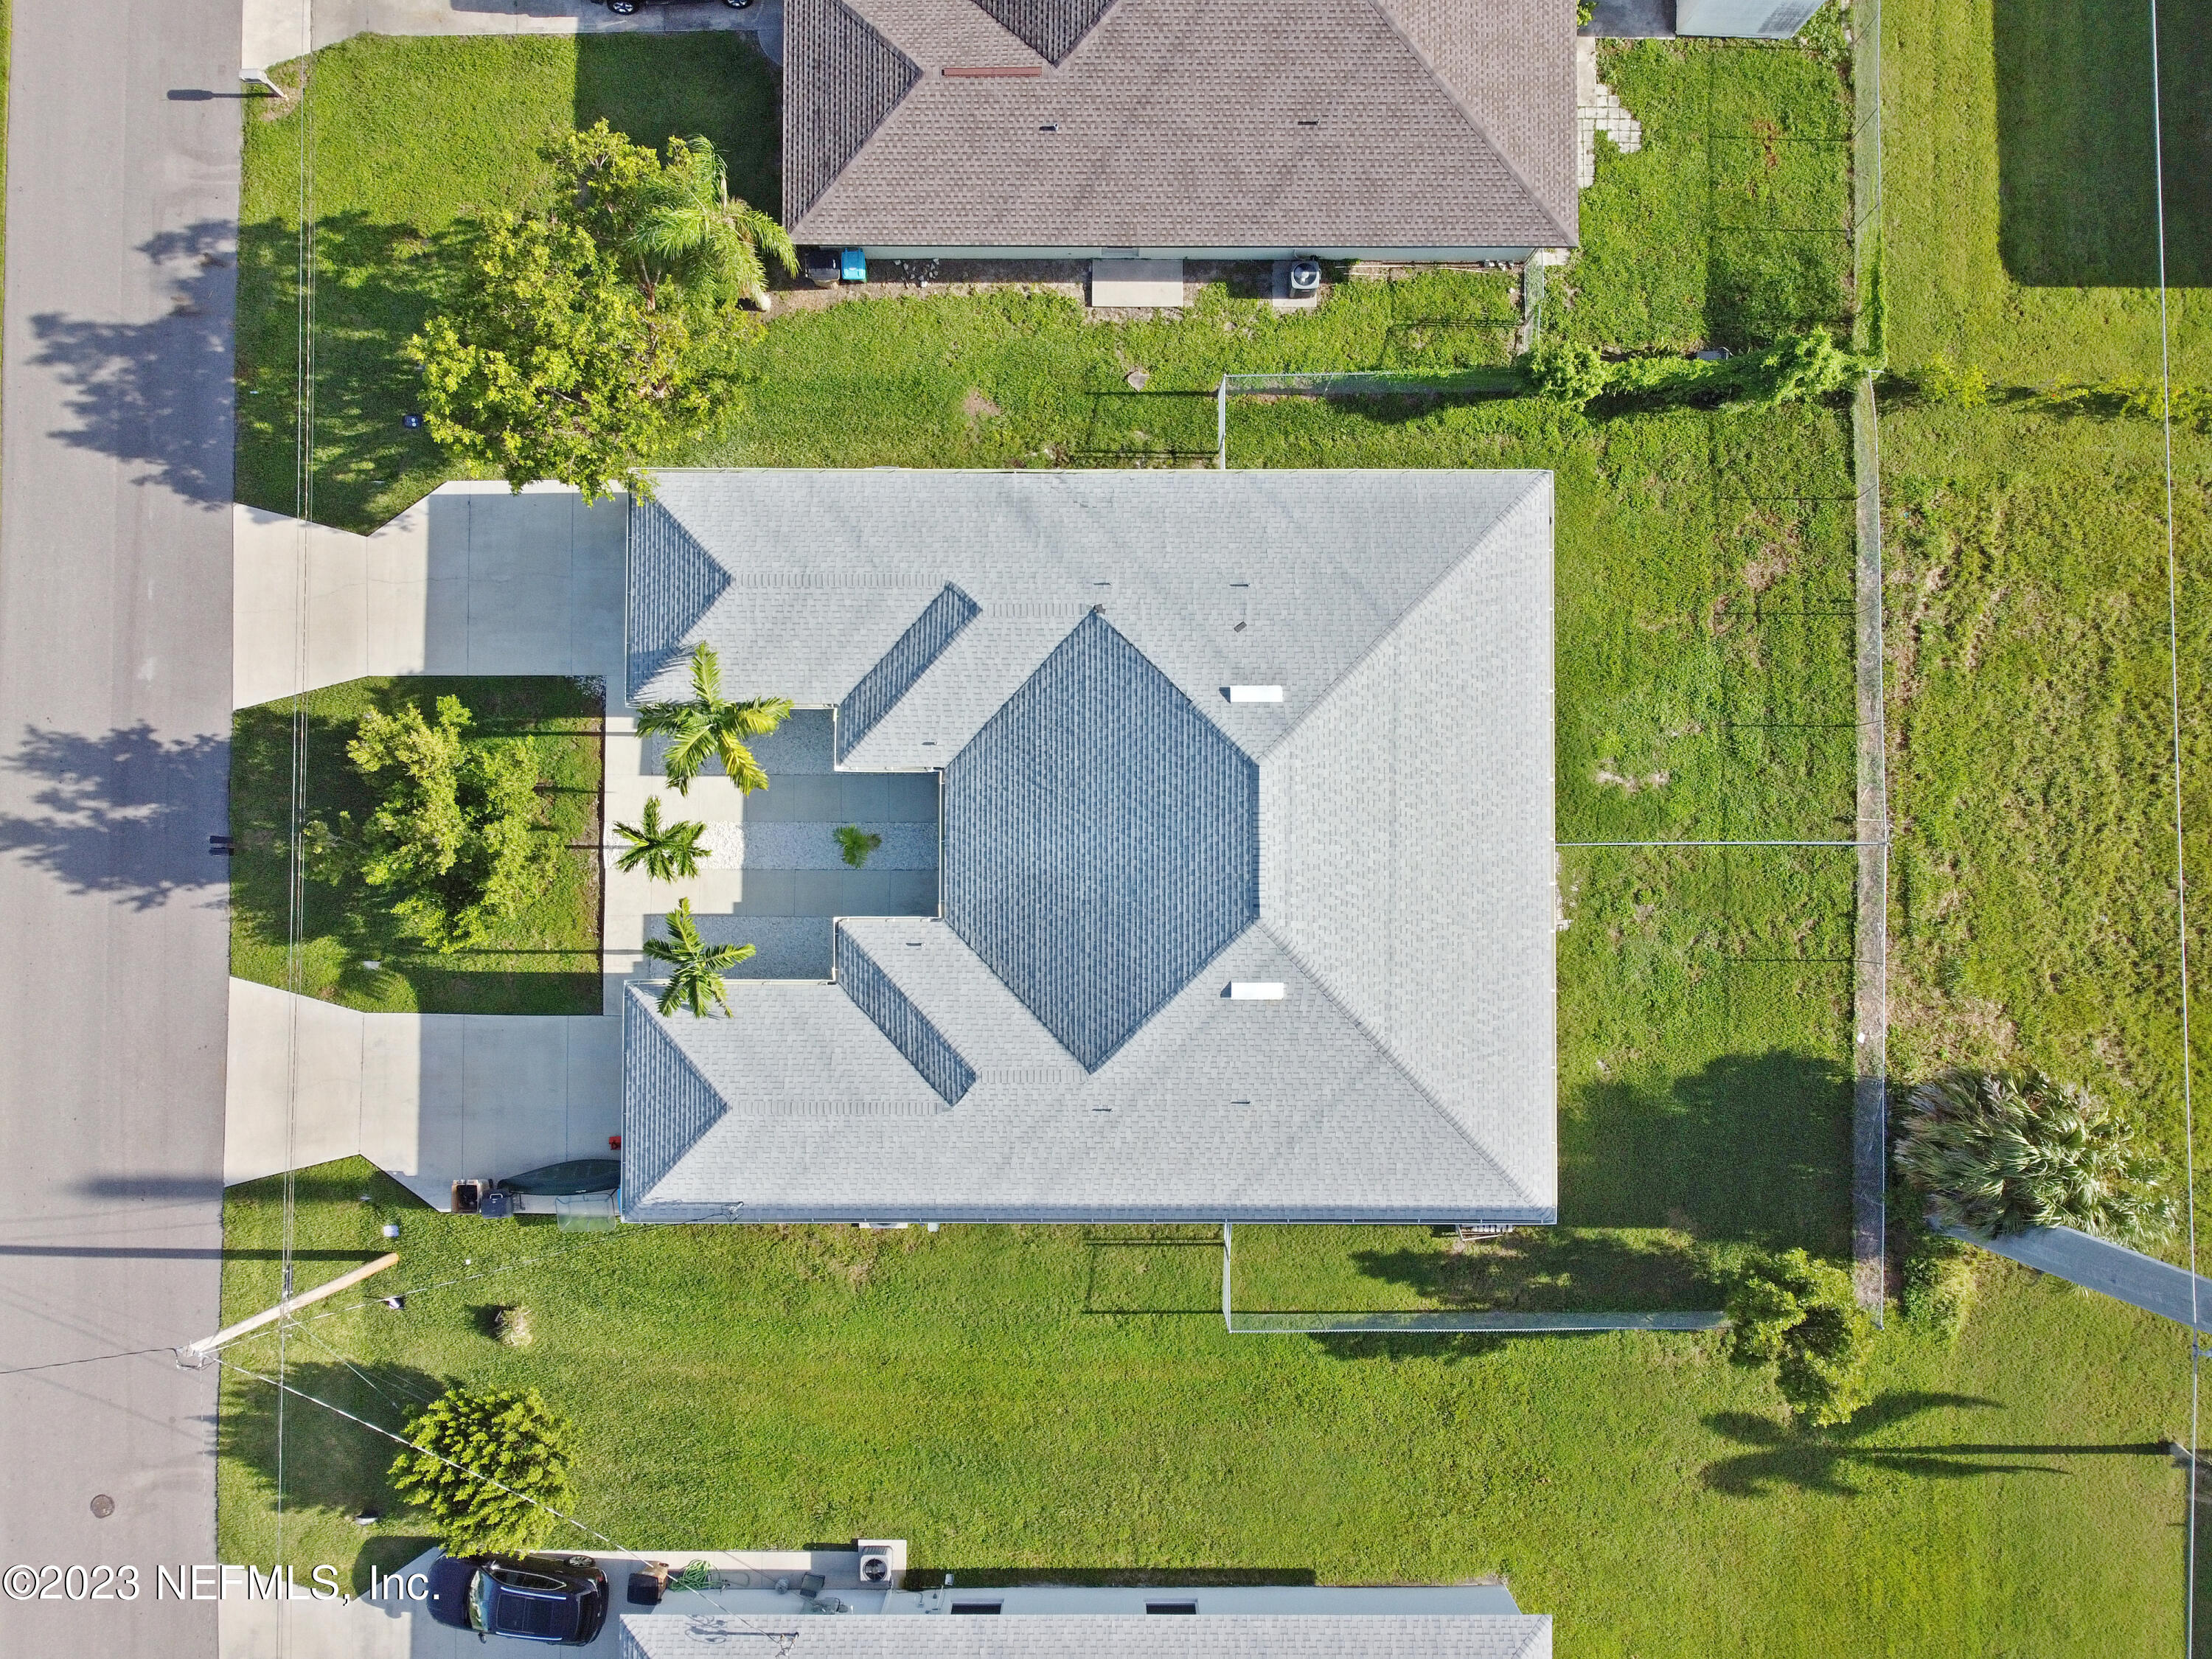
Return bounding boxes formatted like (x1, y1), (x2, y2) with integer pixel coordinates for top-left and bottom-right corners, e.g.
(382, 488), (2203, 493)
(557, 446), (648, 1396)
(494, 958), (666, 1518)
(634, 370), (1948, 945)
(229, 675), (604, 1015)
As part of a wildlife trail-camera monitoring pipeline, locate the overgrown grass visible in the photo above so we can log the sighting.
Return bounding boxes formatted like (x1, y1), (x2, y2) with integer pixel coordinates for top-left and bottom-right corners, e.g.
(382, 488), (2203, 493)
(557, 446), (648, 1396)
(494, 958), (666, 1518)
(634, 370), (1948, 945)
(229, 677), (603, 1015)
(1879, 0), (2212, 1245)
(218, 1160), (2188, 1655)
(1552, 33), (1854, 353)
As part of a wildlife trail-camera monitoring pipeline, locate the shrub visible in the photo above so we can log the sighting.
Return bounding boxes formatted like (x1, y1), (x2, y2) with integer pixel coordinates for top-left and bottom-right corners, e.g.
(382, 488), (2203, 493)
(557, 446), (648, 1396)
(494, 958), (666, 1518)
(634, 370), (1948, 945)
(1523, 338), (1611, 406)
(1895, 1071), (2174, 1245)
(1899, 1228), (1978, 1338)
(835, 825), (883, 869)
(1724, 1250), (1874, 1428)
(1917, 353), (1989, 409)
(313, 695), (551, 953)
(389, 1386), (577, 1556)
(493, 1306), (533, 1348)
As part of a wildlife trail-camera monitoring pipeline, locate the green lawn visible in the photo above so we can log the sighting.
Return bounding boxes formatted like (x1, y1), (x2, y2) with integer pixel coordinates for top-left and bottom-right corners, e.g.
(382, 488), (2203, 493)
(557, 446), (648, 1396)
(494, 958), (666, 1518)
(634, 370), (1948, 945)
(1553, 32), (1854, 352)
(209, 19), (2208, 1652)
(229, 676), (604, 1015)
(1879, 0), (2212, 1245)
(217, 1161), (2188, 1656)
(237, 32), (780, 531)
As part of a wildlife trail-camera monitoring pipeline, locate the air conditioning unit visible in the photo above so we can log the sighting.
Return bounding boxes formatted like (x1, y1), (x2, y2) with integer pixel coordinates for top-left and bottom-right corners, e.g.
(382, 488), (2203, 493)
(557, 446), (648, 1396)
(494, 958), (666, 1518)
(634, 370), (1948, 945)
(1287, 257), (1322, 294)
(855, 1540), (905, 1590)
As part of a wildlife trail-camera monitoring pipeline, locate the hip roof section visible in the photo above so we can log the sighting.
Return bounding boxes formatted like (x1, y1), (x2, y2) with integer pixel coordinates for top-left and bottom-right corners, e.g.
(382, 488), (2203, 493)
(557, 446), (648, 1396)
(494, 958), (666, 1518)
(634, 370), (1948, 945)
(622, 468), (1557, 1222)
(782, 0), (1576, 250)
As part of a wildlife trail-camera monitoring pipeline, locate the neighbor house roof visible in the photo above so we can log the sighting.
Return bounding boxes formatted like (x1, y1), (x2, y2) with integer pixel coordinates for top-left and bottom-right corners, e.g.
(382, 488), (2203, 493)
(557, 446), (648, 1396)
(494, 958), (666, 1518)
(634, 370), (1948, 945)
(621, 469), (1557, 1225)
(781, 0), (1576, 251)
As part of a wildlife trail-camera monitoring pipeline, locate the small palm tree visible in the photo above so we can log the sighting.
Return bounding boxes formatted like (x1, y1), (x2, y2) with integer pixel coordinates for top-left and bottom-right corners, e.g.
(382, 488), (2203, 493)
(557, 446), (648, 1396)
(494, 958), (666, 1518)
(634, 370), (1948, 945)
(1895, 1071), (2174, 1245)
(612, 795), (708, 882)
(632, 136), (797, 310)
(636, 643), (792, 796)
(642, 897), (754, 1018)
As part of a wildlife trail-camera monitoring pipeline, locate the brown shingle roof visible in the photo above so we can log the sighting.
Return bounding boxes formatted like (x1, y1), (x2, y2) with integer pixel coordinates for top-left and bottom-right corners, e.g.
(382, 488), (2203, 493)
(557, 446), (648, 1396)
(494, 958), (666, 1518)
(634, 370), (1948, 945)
(784, 0), (1576, 251)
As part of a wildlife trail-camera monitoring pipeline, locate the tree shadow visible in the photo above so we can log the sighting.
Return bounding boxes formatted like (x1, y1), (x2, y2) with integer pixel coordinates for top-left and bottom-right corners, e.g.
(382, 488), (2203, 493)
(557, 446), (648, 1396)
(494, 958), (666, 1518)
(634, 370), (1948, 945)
(1698, 1391), (2165, 1497)
(1347, 1228), (1721, 1315)
(1562, 1048), (1852, 1251)
(1305, 1332), (1508, 1364)
(1994, 0), (2211, 288)
(0, 723), (229, 909)
(27, 220), (240, 507)
(219, 1360), (445, 1520)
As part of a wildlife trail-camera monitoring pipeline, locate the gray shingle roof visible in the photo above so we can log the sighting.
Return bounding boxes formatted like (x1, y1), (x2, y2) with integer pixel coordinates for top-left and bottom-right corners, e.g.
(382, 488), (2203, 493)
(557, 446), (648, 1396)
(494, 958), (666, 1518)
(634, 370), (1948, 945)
(838, 582), (981, 760)
(836, 925), (978, 1104)
(782, 0), (1575, 251)
(945, 611), (1259, 1071)
(785, 0), (925, 223)
(972, 0), (1117, 63)
(622, 1615), (1554, 1659)
(621, 469), (1555, 1223)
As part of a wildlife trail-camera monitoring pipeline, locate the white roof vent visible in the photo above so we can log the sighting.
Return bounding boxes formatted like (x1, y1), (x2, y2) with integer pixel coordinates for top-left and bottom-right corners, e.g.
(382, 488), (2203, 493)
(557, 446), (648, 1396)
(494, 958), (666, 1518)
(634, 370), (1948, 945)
(1227, 685), (1283, 703)
(1228, 981), (1286, 1001)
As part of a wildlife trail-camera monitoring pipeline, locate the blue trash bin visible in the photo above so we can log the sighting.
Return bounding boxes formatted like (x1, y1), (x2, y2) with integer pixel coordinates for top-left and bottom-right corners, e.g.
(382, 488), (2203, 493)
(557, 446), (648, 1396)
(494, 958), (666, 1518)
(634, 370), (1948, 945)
(840, 248), (868, 282)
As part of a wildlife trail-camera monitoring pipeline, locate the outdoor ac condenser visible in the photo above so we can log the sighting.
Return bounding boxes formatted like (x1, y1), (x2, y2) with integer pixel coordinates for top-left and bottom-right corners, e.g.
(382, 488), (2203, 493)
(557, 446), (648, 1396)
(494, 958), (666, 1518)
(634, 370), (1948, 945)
(1675, 0), (1822, 37)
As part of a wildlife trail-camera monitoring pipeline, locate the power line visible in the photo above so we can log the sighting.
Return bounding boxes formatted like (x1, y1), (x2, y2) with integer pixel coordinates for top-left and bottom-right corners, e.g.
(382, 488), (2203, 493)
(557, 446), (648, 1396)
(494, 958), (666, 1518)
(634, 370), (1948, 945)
(213, 1357), (779, 1638)
(2144, 0), (2199, 1649)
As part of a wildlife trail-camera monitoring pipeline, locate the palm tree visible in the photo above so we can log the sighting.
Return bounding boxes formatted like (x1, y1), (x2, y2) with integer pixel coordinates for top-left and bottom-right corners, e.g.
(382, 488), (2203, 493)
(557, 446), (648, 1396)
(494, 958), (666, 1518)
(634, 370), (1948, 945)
(631, 136), (797, 310)
(1894, 1071), (2174, 1245)
(642, 897), (754, 1018)
(612, 795), (708, 882)
(635, 643), (792, 796)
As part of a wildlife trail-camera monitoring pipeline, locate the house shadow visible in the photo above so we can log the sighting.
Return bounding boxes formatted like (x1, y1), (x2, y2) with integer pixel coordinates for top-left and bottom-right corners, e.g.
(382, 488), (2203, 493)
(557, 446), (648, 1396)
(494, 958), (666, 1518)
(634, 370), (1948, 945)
(1346, 1227), (1721, 1315)
(1994, 0), (2211, 287)
(0, 723), (229, 909)
(27, 220), (241, 507)
(1699, 1392), (2168, 1498)
(1561, 1048), (1852, 1252)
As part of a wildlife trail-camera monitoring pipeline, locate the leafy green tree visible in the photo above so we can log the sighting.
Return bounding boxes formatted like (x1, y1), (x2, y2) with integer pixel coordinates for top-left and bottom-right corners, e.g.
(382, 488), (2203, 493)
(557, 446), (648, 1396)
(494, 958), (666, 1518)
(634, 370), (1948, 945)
(1895, 1071), (2174, 1245)
(835, 825), (883, 869)
(1724, 1250), (1874, 1429)
(406, 122), (773, 498)
(631, 136), (797, 310)
(389, 1386), (577, 1556)
(407, 212), (706, 501)
(312, 695), (549, 952)
(636, 643), (792, 796)
(643, 897), (754, 1018)
(613, 794), (709, 882)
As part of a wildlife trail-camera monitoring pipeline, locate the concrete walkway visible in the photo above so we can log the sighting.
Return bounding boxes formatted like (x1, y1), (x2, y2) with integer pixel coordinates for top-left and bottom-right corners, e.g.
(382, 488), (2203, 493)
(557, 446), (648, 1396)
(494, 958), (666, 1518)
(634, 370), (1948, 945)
(233, 484), (625, 710)
(1951, 1223), (2212, 1334)
(244, 0), (782, 72)
(224, 978), (622, 1206)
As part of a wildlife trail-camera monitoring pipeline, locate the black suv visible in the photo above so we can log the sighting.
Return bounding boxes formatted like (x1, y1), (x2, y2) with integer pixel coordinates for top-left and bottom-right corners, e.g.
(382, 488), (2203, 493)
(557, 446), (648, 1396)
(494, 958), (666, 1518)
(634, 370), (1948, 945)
(604, 0), (751, 13)
(425, 1553), (610, 1646)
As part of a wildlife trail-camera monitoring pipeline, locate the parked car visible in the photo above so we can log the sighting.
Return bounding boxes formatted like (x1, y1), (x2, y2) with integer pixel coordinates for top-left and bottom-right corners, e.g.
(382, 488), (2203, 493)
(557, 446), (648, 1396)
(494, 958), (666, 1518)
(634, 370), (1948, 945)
(425, 1553), (610, 1646)
(604, 0), (751, 13)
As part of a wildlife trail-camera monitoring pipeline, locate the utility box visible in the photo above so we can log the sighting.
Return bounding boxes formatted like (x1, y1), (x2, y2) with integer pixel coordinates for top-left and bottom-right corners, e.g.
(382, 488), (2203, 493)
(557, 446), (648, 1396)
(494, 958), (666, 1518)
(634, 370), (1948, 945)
(1675, 0), (1821, 37)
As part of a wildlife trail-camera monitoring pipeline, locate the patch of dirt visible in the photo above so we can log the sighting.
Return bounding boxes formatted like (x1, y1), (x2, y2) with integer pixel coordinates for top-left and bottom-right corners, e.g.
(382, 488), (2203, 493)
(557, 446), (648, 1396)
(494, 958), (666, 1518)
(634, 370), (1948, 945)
(962, 390), (1001, 418)
(1595, 765), (1671, 793)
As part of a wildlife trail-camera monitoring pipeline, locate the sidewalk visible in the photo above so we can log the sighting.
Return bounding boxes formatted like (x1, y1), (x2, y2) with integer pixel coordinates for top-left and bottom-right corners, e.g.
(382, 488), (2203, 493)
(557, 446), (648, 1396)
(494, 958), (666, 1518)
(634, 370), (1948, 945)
(243, 0), (782, 72)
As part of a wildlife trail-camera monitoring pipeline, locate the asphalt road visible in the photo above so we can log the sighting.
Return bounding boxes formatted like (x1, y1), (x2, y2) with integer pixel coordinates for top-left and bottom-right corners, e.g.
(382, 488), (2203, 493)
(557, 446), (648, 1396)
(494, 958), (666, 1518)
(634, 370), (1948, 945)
(0, 0), (243, 1647)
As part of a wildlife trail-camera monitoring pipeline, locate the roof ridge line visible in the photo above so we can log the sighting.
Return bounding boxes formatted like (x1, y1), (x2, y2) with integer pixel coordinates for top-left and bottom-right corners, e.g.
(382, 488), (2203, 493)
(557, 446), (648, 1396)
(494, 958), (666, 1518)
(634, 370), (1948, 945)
(1253, 920), (1537, 1210)
(1357, 0), (1574, 247)
(1274, 473), (1553, 751)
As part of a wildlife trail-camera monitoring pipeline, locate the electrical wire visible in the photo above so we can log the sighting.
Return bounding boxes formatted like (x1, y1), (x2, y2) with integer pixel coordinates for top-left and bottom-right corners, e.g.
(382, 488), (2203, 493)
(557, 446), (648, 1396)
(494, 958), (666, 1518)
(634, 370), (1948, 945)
(214, 1357), (786, 1638)
(2144, 0), (2201, 1648)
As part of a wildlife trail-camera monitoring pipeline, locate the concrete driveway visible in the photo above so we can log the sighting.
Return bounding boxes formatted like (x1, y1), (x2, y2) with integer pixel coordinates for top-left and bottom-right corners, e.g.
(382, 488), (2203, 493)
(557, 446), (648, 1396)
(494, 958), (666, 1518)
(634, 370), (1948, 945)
(245, 0), (783, 70)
